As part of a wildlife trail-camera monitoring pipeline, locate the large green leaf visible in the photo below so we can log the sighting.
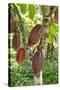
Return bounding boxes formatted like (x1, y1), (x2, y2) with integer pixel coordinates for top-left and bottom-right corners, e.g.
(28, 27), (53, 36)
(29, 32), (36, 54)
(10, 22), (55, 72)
(19, 4), (26, 14)
(28, 4), (35, 20)
(48, 23), (58, 45)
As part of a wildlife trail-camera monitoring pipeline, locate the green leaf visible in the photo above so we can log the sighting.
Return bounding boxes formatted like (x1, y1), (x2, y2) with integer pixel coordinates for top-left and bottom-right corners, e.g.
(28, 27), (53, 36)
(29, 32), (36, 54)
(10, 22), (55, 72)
(19, 4), (26, 14)
(28, 4), (35, 20)
(50, 23), (58, 34)
(48, 23), (58, 44)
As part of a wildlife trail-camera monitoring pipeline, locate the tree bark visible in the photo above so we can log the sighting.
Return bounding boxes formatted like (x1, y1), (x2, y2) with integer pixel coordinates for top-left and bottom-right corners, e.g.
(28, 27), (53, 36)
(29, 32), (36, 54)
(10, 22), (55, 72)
(34, 71), (42, 85)
(34, 7), (51, 85)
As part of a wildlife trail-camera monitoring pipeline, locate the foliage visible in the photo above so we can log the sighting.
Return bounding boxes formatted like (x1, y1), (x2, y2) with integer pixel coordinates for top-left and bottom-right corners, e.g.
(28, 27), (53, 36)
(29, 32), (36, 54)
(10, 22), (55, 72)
(42, 48), (58, 84)
(48, 23), (58, 47)
(8, 49), (34, 86)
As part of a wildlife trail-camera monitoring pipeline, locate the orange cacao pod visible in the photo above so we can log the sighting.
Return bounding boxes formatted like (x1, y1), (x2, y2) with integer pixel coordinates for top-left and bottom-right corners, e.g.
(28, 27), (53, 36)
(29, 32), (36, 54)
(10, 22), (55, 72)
(28, 24), (43, 46)
(16, 48), (25, 64)
(32, 49), (43, 77)
(12, 32), (20, 51)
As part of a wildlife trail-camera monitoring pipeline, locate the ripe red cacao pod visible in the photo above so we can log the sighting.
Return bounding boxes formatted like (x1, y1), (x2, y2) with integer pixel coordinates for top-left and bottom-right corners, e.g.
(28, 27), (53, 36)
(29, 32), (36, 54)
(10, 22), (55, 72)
(32, 49), (43, 77)
(16, 48), (25, 64)
(28, 24), (43, 46)
(12, 32), (20, 51)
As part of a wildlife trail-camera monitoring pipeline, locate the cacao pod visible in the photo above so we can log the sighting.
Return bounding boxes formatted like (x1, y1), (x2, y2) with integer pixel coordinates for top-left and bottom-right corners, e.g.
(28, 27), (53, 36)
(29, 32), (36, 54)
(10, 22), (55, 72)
(32, 49), (43, 77)
(16, 48), (25, 64)
(28, 24), (43, 46)
(10, 20), (17, 33)
(12, 32), (20, 51)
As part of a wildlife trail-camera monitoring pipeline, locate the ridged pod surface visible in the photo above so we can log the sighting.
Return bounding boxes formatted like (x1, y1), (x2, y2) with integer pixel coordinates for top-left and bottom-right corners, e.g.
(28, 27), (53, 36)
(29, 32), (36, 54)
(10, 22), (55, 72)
(16, 48), (25, 64)
(28, 24), (43, 46)
(32, 49), (43, 77)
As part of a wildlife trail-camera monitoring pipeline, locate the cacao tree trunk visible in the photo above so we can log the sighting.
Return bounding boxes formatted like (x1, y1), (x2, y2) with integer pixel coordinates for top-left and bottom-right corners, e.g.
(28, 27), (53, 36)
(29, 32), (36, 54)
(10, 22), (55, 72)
(34, 71), (42, 85)
(34, 7), (52, 85)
